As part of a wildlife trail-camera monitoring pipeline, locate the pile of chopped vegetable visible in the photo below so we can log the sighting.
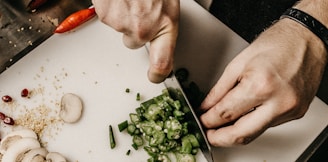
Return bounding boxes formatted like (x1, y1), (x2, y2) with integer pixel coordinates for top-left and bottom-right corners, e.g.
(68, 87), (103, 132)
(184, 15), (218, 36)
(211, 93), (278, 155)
(118, 88), (201, 162)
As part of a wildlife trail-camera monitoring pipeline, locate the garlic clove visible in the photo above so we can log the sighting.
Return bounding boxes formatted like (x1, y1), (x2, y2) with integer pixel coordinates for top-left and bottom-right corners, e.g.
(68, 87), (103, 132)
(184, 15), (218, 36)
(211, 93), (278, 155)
(60, 93), (83, 123)
(46, 152), (67, 162)
(1, 137), (41, 162)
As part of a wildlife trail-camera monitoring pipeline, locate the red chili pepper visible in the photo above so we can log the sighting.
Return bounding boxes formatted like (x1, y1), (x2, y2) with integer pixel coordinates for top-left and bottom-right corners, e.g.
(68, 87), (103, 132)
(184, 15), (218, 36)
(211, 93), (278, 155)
(54, 7), (96, 33)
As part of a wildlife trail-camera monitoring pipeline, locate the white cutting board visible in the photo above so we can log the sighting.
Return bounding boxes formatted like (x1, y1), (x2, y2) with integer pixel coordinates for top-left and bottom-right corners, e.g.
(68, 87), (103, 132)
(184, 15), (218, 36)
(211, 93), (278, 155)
(0, 1), (327, 162)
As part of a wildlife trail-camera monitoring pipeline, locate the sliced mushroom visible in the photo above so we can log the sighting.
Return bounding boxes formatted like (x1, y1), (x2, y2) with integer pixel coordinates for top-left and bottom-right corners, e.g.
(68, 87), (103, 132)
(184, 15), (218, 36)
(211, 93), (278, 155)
(21, 147), (48, 162)
(1, 137), (40, 162)
(60, 93), (83, 123)
(46, 152), (67, 162)
(31, 155), (47, 162)
(0, 128), (38, 154)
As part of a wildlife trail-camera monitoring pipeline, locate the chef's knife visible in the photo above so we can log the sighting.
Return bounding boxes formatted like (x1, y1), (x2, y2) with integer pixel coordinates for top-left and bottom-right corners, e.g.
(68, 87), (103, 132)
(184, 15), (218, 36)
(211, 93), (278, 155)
(164, 73), (213, 162)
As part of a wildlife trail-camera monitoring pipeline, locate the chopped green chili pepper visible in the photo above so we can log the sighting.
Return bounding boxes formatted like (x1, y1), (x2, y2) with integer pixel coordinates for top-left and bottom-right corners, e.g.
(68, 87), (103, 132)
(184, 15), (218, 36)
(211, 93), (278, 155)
(147, 157), (156, 162)
(144, 146), (160, 158)
(191, 148), (198, 155)
(175, 153), (196, 162)
(133, 135), (144, 147)
(149, 131), (165, 147)
(109, 125), (116, 149)
(143, 104), (164, 121)
(118, 120), (128, 132)
(127, 123), (137, 135)
(125, 88), (130, 93)
(181, 137), (193, 154)
(129, 113), (141, 124)
(119, 88), (201, 161)
(158, 154), (171, 162)
(183, 134), (200, 148)
(164, 118), (182, 140)
(136, 93), (141, 101)
(126, 149), (131, 156)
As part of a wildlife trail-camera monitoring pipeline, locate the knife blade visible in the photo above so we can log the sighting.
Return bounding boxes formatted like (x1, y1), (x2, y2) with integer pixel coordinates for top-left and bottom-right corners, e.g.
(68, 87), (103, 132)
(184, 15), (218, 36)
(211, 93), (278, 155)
(164, 73), (213, 162)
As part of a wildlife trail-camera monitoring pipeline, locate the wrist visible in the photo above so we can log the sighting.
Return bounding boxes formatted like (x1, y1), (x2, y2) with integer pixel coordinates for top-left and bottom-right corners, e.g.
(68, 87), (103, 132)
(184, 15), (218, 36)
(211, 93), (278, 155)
(279, 10), (327, 63)
(293, 0), (328, 65)
(294, 0), (328, 26)
(253, 17), (327, 71)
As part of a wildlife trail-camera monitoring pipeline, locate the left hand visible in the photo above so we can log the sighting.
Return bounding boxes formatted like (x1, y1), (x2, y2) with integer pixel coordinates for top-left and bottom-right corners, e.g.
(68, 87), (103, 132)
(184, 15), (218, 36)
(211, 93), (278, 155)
(199, 18), (327, 147)
(92, 0), (180, 83)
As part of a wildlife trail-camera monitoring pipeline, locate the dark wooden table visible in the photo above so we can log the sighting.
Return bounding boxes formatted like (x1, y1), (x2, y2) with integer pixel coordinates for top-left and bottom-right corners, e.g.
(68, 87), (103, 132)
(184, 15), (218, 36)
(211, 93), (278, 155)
(0, 0), (92, 73)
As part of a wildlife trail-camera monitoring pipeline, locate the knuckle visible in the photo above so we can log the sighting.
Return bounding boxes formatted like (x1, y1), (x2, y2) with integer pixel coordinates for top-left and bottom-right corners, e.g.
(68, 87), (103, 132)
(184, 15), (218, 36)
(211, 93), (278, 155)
(234, 135), (253, 145)
(122, 37), (143, 49)
(200, 115), (212, 128)
(151, 59), (172, 73)
(97, 12), (127, 33)
(113, 24), (126, 33)
(108, 21), (126, 33)
(249, 73), (275, 98)
(130, 23), (152, 43)
(96, 9), (109, 23)
(217, 109), (234, 122)
(288, 102), (307, 119)
(205, 89), (221, 106)
(281, 92), (301, 110)
(207, 136), (223, 147)
(277, 93), (308, 120)
(135, 27), (150, 41)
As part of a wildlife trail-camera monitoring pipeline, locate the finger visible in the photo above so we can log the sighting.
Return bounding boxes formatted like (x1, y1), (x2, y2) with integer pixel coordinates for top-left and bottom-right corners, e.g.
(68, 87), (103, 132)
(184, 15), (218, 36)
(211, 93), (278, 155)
(206, 105), (272, 147)
(93, 0), (130, 34)
(92, 0), (111, 23)
(147, 27), (178, 83)
(122, 33), (148, 49)
(200, 63), (241, 111)
(200, 80), (262, 128)
(147, 33), (175, 83)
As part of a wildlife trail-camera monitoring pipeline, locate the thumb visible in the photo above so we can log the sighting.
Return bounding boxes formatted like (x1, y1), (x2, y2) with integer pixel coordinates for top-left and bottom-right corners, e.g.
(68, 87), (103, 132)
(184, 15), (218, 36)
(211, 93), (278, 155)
(147, 30), (178, 83)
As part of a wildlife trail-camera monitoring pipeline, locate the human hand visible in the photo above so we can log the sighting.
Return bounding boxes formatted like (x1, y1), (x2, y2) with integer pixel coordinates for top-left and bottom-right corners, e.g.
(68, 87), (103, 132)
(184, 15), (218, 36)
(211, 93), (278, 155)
(92, 0), (180, 83)
(199, 18), (327, 147)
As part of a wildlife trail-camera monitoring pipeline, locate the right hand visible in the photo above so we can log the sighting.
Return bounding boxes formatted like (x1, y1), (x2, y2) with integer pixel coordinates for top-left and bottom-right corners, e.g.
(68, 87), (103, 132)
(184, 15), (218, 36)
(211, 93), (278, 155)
(92, 0), (180, 83)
